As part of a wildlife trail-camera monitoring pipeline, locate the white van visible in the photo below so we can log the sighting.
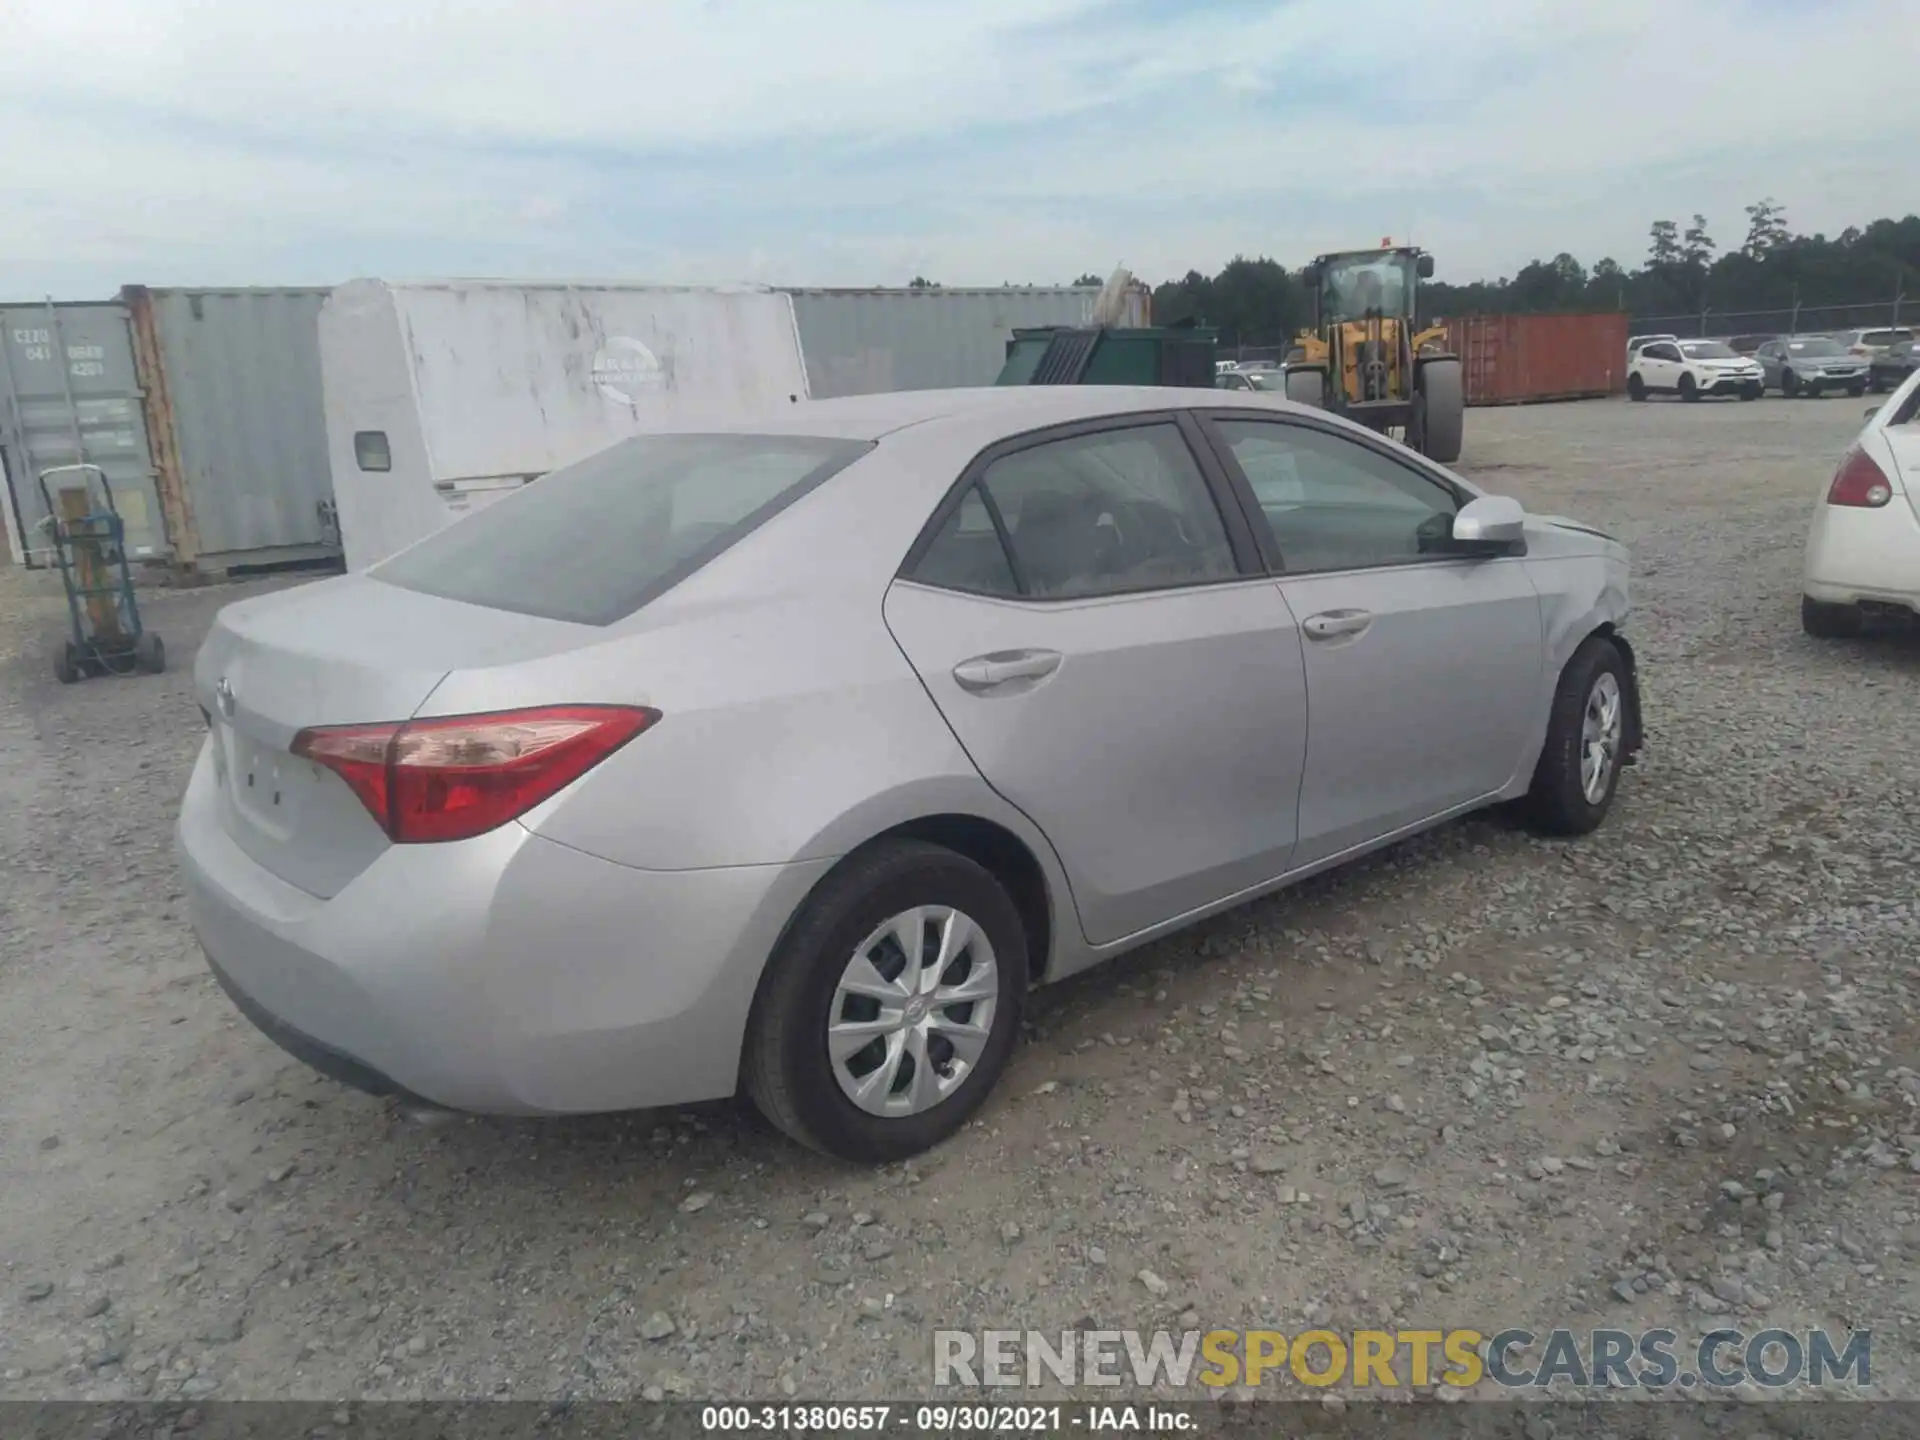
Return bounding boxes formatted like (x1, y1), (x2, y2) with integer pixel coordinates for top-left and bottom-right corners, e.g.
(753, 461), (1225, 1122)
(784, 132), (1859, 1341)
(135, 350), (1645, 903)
(320, 280), (812, 570)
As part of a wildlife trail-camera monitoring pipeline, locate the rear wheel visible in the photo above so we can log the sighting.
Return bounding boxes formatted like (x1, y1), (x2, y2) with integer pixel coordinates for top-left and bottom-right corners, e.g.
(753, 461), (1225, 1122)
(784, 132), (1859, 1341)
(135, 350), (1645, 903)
(1627, 374), (1647, 402)
(1801, 596), (1864, 639)
(1869, 372), (1887, 395)
(1847, 381), (1867, 398)
(133, 631), (166, 675)
(1414, 358), (1464, 463)
(1283, 367), (1326, 409)
(1678, 373), (1699, 403)
(743, 840), (1028, 1162)
(1524, 636), (1628, 837)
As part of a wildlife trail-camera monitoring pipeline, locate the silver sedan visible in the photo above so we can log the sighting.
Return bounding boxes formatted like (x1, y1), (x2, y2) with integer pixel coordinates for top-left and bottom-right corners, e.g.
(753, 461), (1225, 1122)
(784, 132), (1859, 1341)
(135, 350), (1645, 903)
(178, 386), (1643, 1161)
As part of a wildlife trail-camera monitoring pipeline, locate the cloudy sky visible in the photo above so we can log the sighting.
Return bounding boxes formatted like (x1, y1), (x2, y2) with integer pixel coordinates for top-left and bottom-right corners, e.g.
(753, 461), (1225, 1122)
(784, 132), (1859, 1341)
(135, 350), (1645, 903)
(5, 0), (1915, 300)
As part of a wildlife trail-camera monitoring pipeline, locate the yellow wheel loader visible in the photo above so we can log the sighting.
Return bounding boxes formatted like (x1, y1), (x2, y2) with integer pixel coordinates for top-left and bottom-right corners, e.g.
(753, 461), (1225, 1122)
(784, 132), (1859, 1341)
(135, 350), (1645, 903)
(1282, 246), (1464, 463)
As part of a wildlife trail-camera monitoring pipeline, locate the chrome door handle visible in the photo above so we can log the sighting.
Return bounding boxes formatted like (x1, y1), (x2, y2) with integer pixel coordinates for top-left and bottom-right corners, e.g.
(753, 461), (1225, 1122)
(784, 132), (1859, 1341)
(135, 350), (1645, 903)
(953, 649), (1063, 691)
(1301, 609), (1373, 640)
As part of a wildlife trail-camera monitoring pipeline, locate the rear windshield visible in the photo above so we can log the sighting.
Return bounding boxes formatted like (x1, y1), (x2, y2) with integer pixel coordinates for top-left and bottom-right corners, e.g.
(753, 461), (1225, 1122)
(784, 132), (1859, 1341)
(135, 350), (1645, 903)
(372, 433), (873, 625)
(1862, 330), (1912, 347)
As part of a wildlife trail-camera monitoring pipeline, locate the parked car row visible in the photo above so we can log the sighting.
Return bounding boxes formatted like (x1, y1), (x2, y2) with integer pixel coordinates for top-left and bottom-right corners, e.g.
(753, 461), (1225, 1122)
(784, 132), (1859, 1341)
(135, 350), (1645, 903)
(1627, 327), (1916, 404)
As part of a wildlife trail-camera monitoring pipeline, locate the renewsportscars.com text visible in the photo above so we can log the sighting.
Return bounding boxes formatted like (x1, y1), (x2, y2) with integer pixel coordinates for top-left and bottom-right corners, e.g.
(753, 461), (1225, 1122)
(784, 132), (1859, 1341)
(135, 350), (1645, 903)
(933, 1327), (1870, 1391)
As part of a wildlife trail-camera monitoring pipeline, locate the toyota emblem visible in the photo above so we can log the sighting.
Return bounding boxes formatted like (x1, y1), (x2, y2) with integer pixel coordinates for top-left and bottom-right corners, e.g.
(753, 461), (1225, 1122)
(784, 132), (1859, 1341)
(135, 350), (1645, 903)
(215, 677), (236, 719)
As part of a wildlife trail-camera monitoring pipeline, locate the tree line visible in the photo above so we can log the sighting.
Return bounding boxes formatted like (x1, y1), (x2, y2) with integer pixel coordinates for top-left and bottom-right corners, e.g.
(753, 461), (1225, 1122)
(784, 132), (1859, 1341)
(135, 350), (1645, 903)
(1028, 203), (1920, 348)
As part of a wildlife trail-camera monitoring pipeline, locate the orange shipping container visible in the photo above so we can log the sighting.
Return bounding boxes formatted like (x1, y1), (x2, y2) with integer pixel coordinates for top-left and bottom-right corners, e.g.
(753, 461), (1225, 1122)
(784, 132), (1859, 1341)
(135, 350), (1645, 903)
(1436, 312), (1630, 406)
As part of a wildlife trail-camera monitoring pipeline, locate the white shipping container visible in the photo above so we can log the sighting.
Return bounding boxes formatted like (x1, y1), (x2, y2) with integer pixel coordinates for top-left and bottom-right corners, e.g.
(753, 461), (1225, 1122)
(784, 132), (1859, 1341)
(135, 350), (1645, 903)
(320, 280), (811, 570)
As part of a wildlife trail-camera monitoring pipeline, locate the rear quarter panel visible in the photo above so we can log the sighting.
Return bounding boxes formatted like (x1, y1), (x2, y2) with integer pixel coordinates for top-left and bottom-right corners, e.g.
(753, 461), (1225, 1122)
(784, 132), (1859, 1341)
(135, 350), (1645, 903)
(455, 593), (1020, 871)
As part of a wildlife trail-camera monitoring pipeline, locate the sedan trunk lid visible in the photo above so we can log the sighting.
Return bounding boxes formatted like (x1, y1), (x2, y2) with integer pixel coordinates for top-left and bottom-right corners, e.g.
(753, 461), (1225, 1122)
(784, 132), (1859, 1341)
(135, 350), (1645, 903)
(194, 575), (603, 897)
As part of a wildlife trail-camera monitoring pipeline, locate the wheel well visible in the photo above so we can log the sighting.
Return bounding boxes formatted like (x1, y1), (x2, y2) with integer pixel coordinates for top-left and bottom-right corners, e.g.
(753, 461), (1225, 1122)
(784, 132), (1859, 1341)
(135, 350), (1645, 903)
(1585, 622), (1643, 756)
(881, 815), (1054, 981)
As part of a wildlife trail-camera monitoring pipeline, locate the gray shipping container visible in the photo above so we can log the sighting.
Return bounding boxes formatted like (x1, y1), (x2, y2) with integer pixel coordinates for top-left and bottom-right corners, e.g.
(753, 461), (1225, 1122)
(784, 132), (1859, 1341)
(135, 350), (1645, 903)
(783, 286), (1132, 399)
(0, 301), (166, 566)
(124, 285), (341, 574)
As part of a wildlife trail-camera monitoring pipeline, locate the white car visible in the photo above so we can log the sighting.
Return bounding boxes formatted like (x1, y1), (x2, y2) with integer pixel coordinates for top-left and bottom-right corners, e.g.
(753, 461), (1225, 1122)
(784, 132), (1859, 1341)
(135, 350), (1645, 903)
(1802, 368), (1920, 636)
(1627, 339), (1765, 403)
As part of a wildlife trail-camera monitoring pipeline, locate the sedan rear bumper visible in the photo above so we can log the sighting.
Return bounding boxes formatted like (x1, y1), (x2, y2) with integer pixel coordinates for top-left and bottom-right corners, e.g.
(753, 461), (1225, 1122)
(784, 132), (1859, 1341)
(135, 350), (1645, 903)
(1804, 498), (1920, 612)
(177, 744), (832, 1115)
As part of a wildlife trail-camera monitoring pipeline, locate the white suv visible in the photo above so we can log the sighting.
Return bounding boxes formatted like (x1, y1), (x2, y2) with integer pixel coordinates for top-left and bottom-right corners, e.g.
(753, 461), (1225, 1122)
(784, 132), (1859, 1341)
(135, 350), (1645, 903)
(1628, 338), (1765, 403)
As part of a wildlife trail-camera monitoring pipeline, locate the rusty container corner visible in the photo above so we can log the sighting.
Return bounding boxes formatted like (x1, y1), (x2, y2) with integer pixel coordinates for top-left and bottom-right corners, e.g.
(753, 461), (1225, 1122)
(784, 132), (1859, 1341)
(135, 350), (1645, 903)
(119, 284), (340, 578)
(121, 285), (200, 569)
(1437, 311), (1631, 407)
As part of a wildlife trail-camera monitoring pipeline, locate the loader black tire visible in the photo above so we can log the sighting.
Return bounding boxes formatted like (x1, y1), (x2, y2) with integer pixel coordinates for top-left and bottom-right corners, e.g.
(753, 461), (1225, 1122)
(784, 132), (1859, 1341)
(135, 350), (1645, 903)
(1283, 367), (1326, 409)
(1416, 358), (1464, 464)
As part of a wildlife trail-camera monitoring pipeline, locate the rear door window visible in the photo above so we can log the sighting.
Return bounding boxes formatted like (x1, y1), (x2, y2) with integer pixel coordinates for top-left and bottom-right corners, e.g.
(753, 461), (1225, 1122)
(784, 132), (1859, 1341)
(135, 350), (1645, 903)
(907, 423), (1240, 600)
(373, 433), (871, 625)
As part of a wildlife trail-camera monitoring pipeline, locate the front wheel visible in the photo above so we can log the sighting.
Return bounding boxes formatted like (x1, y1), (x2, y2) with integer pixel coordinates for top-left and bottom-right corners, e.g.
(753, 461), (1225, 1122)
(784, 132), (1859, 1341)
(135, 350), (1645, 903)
(1801, 596), (1863, 639)
(1868, 372), (1887, 395)
(1740, 384), (1762, 401)
(133, 631), (166, 675)
(1847, 381), (1867, 399)
(1782, 370), (1800, 398)
(1414, 358), (1464, 463)
(1678, 374), (1699, 403)
(743, 840), (1028, 1162)
(1524, 636), (1629, 837)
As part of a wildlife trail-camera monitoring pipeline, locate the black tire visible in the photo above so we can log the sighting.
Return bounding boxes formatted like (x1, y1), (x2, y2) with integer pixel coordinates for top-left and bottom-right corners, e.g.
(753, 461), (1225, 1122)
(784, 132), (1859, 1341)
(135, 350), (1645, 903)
(1283, 367), (1326, 409)
(742, 839), (1028, 1162)
(133, 631), (166, 675)
(1847, 381), (1866, 399)
(1801, 596), (1863, 639)
(1740, 385), (1762, 402)
(1415, 358), (1464, 463)
(1678, 373), (1699, 403)
(1627, 374), (1647, 402)
(1782, 370), (1800, 398)
(54, 642), (83, 685)
(1869, 372), (1887, 395)
(1524, 635), (1629, 837)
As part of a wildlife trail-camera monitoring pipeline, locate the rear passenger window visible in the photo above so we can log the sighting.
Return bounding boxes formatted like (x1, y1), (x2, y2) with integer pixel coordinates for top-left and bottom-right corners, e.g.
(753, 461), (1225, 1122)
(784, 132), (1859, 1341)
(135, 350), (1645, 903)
(1215, 420), (1460, 574)
(1004, 425), (1237, 598)
(909, 424), (1239, 600)
(910, 487), (1019, 596)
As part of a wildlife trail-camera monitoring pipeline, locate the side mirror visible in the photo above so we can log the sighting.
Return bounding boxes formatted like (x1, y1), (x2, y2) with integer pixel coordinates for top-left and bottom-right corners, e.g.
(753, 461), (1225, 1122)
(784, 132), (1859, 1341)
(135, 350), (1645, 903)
(1417, 254), (1435, 279)
(1450, 495), (1527, 555)
(1865, 406), (1880, 420)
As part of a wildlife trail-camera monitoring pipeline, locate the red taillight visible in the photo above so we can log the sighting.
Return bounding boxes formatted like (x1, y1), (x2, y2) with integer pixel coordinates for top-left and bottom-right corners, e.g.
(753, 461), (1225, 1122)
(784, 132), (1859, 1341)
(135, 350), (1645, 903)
(1850, 345), (1871, 356)
(292, 705), (658, 844)
(1826, 448), (1894, 508)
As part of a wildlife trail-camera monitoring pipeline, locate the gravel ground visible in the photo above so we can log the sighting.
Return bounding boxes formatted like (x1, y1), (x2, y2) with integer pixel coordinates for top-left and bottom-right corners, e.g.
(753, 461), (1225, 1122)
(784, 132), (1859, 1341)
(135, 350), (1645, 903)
(1, 395), (1916, 1405)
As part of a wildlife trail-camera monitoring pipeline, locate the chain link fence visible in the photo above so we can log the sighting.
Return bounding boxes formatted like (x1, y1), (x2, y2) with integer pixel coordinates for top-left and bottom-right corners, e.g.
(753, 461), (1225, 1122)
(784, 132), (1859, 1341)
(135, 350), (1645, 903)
(1630, 298), (1912, 340)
